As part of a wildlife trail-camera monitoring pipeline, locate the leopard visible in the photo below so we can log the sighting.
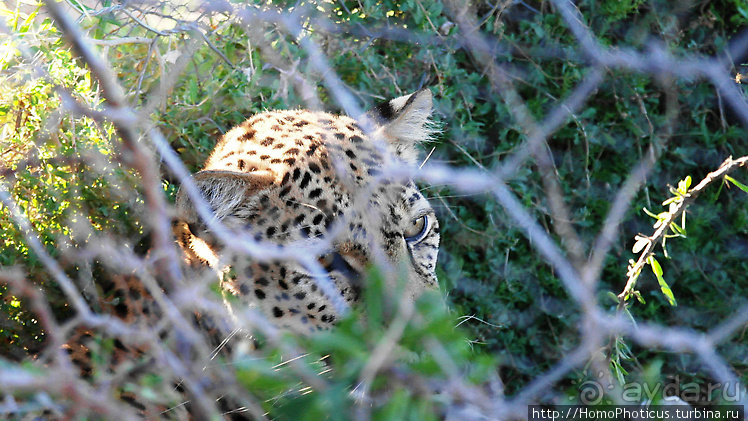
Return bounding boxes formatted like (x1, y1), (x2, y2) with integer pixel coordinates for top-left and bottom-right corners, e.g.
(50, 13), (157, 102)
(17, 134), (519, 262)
(34, 89), (440, 420)
(173, 88), (441, 335)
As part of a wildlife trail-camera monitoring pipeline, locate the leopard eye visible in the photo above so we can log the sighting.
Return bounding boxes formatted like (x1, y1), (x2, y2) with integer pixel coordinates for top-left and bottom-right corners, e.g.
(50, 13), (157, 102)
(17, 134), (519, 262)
(403, 215), (428, 243)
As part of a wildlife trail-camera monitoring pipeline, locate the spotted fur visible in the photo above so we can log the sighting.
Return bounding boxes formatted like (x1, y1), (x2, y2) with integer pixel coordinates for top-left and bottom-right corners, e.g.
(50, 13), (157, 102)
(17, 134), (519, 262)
(174, 89), (441, 334)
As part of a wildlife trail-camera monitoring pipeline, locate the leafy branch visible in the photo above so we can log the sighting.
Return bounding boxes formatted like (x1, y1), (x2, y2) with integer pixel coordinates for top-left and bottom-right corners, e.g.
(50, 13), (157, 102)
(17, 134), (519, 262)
(620, 155), (748, 307)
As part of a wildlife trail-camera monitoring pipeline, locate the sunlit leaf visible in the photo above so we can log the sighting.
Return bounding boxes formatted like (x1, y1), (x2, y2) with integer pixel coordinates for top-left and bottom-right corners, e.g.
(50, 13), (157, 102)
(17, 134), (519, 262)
(725, 175), (748, 194)
(632, 236), (649, 253)
(642, 207), (658, 218)
(669, 222), (686, 237)
(647, 256), (676, 306)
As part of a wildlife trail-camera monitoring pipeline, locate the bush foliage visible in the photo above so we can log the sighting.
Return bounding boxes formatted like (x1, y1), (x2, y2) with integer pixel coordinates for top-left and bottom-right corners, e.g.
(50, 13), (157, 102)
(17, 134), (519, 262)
(1, 0), (747, 419)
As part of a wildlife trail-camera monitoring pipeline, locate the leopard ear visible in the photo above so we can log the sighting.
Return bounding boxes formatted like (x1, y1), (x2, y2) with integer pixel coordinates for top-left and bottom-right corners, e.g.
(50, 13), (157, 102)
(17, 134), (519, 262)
(368, 89), (435, 163)
(175, 169), (275, 225)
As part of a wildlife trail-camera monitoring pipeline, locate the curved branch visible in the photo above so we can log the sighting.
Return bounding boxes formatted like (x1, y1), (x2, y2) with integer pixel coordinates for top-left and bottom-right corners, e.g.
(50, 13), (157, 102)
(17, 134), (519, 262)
(620, 155), (748, 301)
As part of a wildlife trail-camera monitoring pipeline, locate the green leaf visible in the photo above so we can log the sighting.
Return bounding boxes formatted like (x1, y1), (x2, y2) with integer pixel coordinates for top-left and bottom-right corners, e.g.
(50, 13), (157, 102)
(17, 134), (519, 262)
(662, 196), (678, 206)
(611, 359), (627, 385)
(622, 305), (639, 328)
(647, 256), (676, 306)
(725, 175), (748, 194)
(616, 337), (634, 360)
(669, 222), (686, 237)
(188, 78), (198, 102)
(677, 176), (691, 194)
(376, 388), (410, 421)
(642, 207), (658, 218)
(606, 291), (619, 304)
(647, 255), (661, 276)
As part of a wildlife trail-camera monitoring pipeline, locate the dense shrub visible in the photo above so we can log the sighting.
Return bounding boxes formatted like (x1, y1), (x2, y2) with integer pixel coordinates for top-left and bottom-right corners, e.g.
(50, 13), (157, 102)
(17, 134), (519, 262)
(1, 0), (746, 418)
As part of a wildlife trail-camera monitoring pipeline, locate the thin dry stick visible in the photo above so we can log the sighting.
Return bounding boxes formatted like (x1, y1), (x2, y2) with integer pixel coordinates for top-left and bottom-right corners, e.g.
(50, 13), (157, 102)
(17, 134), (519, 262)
(0, 367), (143, 421)
(707, 304), (748, 345)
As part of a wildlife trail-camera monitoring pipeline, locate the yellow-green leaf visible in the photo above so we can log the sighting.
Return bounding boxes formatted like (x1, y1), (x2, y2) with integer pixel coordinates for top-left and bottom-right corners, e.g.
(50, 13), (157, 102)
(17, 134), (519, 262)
(647, 256), (676, 306)
(677, 176), (691, 194)
(725, 175), (748, 194)
(642, 207), (658, 218)
(669, 222), (686, 237)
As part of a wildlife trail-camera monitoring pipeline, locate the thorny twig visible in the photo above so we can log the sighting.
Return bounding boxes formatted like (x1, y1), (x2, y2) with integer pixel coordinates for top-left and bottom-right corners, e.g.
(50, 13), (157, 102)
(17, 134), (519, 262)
(619, 155), (748, 302)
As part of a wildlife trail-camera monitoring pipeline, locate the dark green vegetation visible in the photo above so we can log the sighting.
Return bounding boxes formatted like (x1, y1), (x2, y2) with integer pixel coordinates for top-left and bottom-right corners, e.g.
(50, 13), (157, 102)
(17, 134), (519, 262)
(1, 0), (747, 419)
